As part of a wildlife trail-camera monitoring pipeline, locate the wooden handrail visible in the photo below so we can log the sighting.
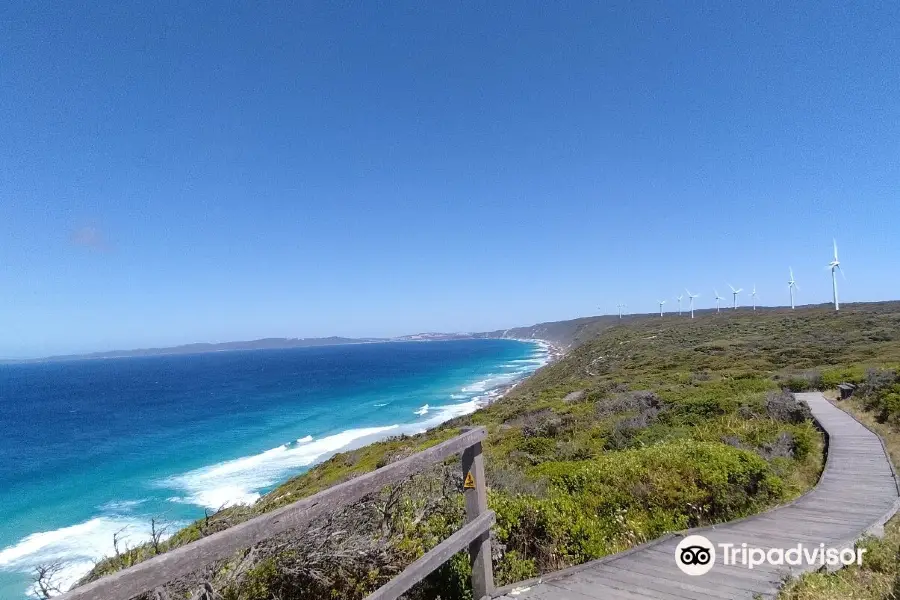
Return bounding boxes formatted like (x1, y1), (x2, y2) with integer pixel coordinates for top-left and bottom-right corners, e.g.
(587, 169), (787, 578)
(363, 510), (496, 600)
(58, 426), (492, 600)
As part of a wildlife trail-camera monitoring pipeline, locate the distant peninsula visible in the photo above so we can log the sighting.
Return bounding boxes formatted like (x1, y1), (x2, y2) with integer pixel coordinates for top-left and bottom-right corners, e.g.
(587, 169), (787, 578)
(4, 316), (617, 363)
(6, 337), (385, 363)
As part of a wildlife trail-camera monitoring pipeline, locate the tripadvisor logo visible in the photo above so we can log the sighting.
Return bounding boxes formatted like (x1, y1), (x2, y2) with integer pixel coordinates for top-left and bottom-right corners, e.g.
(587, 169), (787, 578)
(674, 535), (867, 575)
(675, 535), (716, 576)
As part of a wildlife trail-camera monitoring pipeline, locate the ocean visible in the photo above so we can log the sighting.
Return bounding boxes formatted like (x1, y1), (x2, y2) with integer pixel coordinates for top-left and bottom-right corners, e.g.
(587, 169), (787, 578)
(0, 338), (549, 599)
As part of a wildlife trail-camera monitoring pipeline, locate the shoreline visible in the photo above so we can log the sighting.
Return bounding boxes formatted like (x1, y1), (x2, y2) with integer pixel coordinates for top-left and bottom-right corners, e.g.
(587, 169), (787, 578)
(0, 338), (555, 599)
(473, 338), (565, 409)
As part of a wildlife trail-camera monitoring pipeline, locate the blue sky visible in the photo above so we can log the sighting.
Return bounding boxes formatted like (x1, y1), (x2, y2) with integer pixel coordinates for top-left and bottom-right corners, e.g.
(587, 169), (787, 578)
(1, 2), (898, 357)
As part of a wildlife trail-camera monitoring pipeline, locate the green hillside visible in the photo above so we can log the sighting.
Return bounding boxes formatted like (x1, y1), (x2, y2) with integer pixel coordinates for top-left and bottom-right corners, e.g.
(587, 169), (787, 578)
(74, 302), (900, 600)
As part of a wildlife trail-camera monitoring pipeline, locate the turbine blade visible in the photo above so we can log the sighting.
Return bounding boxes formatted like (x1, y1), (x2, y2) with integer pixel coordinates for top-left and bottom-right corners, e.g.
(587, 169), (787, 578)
(834, 238), (839, 261)
(838, 265), (847, 281)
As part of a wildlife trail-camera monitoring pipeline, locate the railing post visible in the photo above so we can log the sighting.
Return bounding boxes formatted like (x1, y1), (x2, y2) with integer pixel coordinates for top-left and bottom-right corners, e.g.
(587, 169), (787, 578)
(461, 435), (494, 599)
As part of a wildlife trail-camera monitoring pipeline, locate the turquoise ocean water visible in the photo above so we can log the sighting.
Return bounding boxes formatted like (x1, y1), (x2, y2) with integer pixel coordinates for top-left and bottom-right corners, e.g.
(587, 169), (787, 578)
(0, 339), (548, 598)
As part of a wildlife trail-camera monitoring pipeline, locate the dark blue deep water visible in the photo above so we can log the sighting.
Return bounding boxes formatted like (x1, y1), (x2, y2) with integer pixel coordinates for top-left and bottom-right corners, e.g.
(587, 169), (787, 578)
(0, 339), (548, 598)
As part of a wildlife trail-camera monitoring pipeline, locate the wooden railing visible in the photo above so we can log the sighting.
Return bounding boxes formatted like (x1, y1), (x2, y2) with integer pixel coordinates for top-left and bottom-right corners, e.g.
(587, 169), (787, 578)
(58, 427), (495, 600)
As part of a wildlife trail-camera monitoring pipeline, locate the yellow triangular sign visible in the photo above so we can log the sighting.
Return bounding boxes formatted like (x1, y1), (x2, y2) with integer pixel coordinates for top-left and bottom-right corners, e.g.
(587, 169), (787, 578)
(463, 471), (476, 490)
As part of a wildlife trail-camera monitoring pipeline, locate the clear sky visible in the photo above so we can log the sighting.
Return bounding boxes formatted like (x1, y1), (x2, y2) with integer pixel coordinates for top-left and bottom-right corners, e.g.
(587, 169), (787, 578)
(1, 2), (898, 357)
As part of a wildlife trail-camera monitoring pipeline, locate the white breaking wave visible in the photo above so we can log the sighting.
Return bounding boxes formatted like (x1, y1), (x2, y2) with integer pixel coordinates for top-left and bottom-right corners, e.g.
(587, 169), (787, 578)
(414, 404), (429, 416)
(406, 399), (481, 433)
(98, 499), (147, 512)
(430, 399), (481, 422)
(163, 425), (399, 510)
(0, 515), (175, 597)
(461, 372), (522, 393)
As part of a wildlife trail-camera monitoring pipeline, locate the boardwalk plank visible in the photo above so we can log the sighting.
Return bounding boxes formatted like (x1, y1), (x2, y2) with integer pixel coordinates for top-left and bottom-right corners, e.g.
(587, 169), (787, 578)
(597, 560), (752, 598)
(547, 579), (659, 599)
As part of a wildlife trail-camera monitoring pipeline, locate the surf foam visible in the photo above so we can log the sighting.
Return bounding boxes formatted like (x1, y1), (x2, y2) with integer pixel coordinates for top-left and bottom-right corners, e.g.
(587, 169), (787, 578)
(163, 425), (399, 510)
(0, 515), (174, 596)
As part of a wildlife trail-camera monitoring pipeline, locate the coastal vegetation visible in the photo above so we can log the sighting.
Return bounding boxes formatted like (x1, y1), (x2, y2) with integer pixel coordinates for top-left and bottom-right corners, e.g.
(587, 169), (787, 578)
(74, 302), (900, 599)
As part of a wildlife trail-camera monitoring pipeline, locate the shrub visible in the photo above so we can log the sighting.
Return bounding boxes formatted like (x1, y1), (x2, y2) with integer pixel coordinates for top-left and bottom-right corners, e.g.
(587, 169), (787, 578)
(756, 432), (796, 460)
(765, 390), (813, 424)
(535, 439), (784, 527)
(820, 366), (866, 388)
(510, 409), (565, 439)
(864, 368), (898, 394)
(518, 436), (555, 457)
(487, 465), (550, 498)
(666, 395), (735, 424)
(595, 390), (666, 420)
(802, 370), (824, 390)
(782, 379), (805, 392)
(692, 370), (713, 382)
(604, 419), (636, 451)
(790, 423), (816, 460)
(869, 387), (900, 426)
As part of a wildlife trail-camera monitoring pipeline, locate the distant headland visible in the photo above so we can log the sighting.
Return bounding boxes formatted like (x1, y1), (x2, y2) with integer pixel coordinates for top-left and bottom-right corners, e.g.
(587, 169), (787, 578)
(1, 317), (606, 363)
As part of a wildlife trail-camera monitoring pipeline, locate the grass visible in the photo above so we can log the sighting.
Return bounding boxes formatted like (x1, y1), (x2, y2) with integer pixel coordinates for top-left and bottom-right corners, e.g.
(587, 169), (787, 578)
(73, 301), (900, 599)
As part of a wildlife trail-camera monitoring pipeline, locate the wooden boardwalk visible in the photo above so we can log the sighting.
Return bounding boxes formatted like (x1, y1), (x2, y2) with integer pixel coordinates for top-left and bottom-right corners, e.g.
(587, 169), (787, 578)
(494, 393), (900, 600)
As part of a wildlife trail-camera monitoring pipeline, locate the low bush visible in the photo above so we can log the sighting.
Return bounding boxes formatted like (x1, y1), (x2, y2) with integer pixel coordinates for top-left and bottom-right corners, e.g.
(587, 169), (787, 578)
(863, 367), (898, 394)
(766, 390), (814, 424)
(820, 365), (867, 388)
(536, 440), (783, 522)
(782, 371), (825, 392)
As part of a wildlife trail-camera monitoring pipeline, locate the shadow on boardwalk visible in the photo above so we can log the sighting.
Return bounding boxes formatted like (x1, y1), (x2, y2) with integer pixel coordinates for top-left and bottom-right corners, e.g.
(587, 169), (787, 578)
(494, 392), (900, 600)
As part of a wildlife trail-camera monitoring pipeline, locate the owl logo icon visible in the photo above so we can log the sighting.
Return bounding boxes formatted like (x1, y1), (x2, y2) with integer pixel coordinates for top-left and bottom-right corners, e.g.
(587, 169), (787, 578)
(675, 535), (715, 575)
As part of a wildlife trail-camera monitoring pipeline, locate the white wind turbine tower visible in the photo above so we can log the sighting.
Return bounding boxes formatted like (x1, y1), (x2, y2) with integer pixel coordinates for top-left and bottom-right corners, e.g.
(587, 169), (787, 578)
(713, 290), (724, 313)
(751, 285), (758, 311)
(828, 239), (845, 311)
(616, 303), (627, 319)
(657, 299), (666, 317)
(685, 289), (700, 319)
(728, 283), (743, 309)
(788, 268), (799, 310)
(675, 294), (684, 316)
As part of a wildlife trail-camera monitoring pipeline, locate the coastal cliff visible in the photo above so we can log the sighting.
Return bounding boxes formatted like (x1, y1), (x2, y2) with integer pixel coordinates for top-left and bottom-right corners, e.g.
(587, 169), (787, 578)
(72, 303), (900, 600)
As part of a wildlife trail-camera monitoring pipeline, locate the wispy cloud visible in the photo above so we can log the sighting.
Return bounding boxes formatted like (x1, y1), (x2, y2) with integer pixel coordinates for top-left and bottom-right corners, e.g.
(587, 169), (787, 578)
(71, 225), (112, 252)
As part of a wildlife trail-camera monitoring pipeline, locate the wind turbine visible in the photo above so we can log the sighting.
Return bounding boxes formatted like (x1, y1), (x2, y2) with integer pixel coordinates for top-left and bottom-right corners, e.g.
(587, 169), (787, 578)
(751, 285), (758, 311)
(685, 289), (700, 319)
(728, 283), (743, 309)
(788, 268), (799, 310)
(828, 239), (844, 311)
(675, 294), (684, 316)
(616, 303), (627, 319)
(713, 290), (724, 313)
(657, 299), (666, 317)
